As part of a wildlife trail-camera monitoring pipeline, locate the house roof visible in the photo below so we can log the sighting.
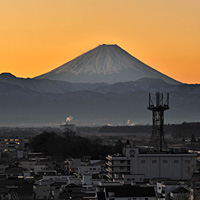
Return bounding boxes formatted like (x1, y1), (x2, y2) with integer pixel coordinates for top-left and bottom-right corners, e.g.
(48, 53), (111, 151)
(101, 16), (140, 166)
(50, 182), (66, 187)
(171, 186), (189, 194)
(0, 179), (31, 186)
(4, 167), (24, 175)
(105, 186), (156, 197)
(0, 186), (9, 194)
(9, 186), (33, 196)
(59, 192), (70, 199)
(66, 183), (81, 188)
(97, 192), (106, 200)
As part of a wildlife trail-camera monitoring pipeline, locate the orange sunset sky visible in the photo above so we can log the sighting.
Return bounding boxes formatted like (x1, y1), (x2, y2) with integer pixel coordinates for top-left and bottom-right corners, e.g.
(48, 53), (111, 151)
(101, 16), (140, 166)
(0, 0), (199, 83)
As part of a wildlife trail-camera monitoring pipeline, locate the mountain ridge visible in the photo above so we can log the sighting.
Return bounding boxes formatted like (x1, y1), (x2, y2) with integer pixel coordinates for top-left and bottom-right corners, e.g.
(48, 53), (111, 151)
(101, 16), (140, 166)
(0, 73), (200, 126)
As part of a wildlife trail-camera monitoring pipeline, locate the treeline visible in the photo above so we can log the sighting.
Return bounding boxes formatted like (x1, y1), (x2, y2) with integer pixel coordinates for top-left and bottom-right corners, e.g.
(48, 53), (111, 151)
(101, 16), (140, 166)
(30, 131), (123, 159)
(100, 122), (200, 138)
(100, 125), (151, 133)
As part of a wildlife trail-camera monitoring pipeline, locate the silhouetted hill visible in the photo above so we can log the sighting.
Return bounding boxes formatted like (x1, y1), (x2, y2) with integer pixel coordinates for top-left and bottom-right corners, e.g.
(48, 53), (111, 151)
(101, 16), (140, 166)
(0, 75), (200, 126)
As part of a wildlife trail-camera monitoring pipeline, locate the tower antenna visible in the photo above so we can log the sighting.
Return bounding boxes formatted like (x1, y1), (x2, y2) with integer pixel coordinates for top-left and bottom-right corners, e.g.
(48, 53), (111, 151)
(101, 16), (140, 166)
(148, 92), (169, 152)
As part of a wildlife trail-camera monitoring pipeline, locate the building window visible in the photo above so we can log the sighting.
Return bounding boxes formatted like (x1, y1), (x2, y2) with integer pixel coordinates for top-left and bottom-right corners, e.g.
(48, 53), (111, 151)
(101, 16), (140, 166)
(120, 160), (125, 163)
(141, 160), (146, 164)
(163, 160), (168, 163)
(174, 160), (179, 164)
(152, 160), (157, 163)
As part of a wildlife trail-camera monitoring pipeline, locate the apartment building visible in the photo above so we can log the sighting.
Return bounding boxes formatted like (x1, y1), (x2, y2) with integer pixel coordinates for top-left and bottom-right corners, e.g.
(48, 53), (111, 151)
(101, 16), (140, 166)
(106, 146), (197, 182)
(0, 136), (24, 152)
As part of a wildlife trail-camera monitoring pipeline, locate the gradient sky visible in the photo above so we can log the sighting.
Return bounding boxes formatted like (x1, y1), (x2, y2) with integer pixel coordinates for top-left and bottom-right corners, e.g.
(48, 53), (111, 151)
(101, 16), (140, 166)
(0, 0), (199, 83)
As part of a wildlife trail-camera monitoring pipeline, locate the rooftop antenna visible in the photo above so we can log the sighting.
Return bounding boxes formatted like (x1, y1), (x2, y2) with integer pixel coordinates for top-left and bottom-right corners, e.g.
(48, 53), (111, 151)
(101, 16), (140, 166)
(148, 92), (169, 152)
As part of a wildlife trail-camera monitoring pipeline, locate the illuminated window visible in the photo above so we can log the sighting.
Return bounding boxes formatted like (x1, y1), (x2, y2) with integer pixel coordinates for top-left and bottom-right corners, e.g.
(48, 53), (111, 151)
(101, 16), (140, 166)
(4, 139), (8, 141)
(16, 142), (20, 145)
(10, 139), (14, 141)
(15, 139), (19, 141)
(4, 149), (8, 152)
(6, 143), (9, 145)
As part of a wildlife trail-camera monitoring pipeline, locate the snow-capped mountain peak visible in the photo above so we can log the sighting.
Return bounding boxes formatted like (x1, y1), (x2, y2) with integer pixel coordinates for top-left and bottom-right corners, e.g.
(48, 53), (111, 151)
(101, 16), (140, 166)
(36, 44), (180, 84)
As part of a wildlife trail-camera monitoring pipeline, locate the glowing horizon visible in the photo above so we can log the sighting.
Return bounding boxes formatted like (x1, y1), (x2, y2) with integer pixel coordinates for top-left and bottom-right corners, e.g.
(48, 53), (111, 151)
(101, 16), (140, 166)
(0, 0), (199, 84)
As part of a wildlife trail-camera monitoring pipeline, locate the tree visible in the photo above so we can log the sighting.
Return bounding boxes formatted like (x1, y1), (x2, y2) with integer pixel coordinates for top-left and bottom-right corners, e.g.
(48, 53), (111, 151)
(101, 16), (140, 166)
(191, 134), (196, 143)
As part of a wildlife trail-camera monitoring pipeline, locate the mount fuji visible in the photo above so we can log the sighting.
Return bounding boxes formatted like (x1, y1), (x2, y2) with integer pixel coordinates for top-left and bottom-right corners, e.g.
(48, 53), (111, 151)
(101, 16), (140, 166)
(36, 44), (180, 85)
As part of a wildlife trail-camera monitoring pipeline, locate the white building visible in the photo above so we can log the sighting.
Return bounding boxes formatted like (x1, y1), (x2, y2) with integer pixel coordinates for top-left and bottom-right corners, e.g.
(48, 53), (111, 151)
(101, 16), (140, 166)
(82, 173), (103, 186)
(79, 165), (101, 175)
(106, 146), (197, 182)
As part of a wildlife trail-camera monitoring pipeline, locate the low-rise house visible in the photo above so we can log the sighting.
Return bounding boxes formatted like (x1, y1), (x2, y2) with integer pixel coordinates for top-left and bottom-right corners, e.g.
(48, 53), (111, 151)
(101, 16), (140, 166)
(169, 186), (190, 200)
(19, 160), (36, 171)
(64, 158), (81, 174)
(4, 166), (24, 179)
(34, 164), (47, 174)
(97, 185), (157, 200)
(33, 185), (51, 199)
(50, 182), (66, 199)
(36, 158), (54, 170)
(156, 181), (193, 200)
(0, 180), (33, 199)
(67, 177), (82, 185)
(37, 169), (57, 176)
(60, 183), (84, 200)
(79, 165), (101, 175)
(0, 186), (10, 200)
(0, 163), (9, 174)
(9, 185), (34, 200)
(82, 173), (104, 186)
(42, 175), (69, 183)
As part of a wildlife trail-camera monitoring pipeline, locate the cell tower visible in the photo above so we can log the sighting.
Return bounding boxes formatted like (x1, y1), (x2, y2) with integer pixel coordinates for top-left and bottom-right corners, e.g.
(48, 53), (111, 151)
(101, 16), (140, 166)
(148, 92), (169, 152)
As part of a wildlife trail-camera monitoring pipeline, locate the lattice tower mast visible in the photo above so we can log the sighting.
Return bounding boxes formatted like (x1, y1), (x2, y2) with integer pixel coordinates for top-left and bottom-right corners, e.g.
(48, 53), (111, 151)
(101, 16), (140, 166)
(148, 92), (169, 152)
